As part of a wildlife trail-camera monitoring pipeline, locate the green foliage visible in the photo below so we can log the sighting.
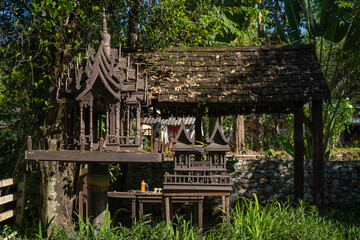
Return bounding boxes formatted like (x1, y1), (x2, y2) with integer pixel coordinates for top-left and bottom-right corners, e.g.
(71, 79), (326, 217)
(268, 0), (360, 156)
(142, 137), (152, 152)
(279, 99), (354, 159)
(137, 0), (268, 48)
(109, 164), (121, 183)
(5, 196), (360, 239)
(274, 134), (294, 157)
(0, 0), (102, 176)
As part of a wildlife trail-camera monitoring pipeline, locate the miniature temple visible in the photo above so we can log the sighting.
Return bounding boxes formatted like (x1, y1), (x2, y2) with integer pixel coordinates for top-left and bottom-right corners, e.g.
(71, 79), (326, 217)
(58, 13), (147, 152)
(26, 11), (160, 226)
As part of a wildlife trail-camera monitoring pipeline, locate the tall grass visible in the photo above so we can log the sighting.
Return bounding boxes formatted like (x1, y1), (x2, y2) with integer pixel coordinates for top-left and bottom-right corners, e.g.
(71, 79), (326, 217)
(7, 195), (360, 239)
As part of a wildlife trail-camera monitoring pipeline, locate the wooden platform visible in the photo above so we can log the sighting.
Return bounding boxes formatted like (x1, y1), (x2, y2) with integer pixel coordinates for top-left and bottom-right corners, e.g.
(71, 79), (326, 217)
(25, 150), (163, 163)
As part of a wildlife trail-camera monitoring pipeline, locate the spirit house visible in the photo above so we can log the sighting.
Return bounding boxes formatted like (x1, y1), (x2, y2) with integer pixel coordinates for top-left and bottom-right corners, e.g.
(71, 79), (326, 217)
(57, 12), (147, 152)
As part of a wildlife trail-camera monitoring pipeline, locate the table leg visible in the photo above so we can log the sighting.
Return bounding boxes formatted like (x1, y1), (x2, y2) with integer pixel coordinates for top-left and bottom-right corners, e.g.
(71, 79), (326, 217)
(198, 199), (203, 229)
(139, 201), (144, 218)
(79, 192), (83, 223)
(226, 196), (230, 226)
(165, 197), (170, 225)
(222, 195), (225, 212)
(131, 199), (136, 220)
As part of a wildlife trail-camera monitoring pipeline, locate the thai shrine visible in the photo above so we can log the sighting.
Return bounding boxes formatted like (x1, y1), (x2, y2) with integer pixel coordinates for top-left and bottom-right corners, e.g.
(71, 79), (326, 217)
(26, 10), (331, 226)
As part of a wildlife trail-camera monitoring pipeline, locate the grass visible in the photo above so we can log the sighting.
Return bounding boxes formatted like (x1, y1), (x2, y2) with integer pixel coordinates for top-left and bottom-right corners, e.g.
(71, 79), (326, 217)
(2, 195), (360, 239)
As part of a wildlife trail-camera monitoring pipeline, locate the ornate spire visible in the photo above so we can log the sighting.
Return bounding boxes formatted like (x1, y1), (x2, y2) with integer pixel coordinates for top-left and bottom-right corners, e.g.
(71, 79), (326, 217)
(101, 7), (111, 56)
(102, 7), (108, 33)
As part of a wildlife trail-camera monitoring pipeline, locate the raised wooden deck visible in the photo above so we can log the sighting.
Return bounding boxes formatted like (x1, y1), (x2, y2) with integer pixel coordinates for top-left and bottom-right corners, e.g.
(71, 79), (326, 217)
(25, 150), (163, 163)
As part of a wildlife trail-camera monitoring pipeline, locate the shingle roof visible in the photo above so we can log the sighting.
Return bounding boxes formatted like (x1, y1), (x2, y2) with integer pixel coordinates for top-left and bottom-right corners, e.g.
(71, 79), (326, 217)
(128, 45), (330, 115)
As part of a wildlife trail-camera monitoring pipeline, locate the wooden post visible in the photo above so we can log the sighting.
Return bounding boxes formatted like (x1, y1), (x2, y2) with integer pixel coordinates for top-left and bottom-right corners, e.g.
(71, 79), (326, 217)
(121, 104), (125, 137)
(165, 196), (170, 225)
(115, 103), (120, 141)
(195, 108), (202, 161)
(87, 163), (109, 226)
(294, 105), (304, 200)
(226, 196), (230, 226)
(221, 196), (226, 212)
(15, 173), (26, 225)
(80, 103), (85, 139)
(136, 103), (141, 145)
(154, 138), (158, 153)
(127, 106), (130, 137)
(27, 136), (32, 151)
(106, 105), (109, 136)
(312, 100), (325, 212)
(198, 198), (203, 229)
(150, 125), (154, 150)
(89, 105), (93, 148)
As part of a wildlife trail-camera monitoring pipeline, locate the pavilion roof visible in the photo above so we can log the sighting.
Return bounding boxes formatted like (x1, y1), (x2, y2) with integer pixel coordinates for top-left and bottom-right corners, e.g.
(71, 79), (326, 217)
(127, 45), (330, 115)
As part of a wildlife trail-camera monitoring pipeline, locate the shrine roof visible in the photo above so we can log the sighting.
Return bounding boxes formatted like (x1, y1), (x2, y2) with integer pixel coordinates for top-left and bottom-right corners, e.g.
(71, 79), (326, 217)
(129, 45), (330, 109)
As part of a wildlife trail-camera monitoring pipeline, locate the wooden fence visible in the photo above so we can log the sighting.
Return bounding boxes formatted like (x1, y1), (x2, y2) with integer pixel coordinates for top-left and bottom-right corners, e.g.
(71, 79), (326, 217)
(0, 174), (26, 225)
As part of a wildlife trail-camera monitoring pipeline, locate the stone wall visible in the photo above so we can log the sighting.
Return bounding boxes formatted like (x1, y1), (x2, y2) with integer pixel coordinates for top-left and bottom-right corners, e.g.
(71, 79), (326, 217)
(232, 160), (360, 204)
(123, 159), (360, 205)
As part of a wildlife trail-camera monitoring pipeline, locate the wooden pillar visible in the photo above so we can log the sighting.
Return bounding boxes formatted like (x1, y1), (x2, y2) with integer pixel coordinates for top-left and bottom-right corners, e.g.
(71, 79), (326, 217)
(115, 103), (120, 141)
(87, 163), (109, 226)
(127, 106), (130, 137)
(120, 104), (124, 137)
(89, 105), (93, 148)
(195, 109), (202, 142)
(165, 196), (170, 225)
(136, 103), (141, 145)
(195, 108), (202, 161)
(80, 103), (85, 141)
(64, 107), (69, 143)
(198, 198), (203, 228)
(70, 106), (74, 139)
(294, 105), (304, 200)
(106, 105), (109, 138)
(312, 100), (325, 212)
(226, 196), (230, 226)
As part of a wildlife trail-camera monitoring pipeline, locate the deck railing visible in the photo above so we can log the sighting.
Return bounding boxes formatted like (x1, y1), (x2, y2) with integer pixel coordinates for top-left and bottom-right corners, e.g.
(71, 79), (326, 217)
(164, 174), (231, 185)
(0, 174), (26, 225)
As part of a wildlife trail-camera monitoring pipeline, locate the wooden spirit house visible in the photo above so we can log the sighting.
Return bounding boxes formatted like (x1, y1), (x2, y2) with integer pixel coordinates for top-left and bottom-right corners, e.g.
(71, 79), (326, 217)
(26, 11), (160, 226)
(58, 12), (147, 152)
(164, 120), (232, 192)
(163, 120), (232, 225)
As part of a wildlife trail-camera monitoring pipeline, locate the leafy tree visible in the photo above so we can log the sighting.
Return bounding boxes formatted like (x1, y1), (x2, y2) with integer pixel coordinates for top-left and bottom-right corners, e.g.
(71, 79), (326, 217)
(268, 0), (359, 157)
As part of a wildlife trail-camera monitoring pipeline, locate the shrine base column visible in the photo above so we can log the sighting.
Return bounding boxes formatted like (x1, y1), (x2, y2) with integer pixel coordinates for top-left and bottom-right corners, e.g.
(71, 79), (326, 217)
(87, 163), (109, 226)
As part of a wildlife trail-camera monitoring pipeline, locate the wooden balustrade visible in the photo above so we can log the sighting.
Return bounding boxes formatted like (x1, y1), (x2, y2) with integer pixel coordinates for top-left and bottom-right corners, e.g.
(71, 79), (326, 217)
(164, 174), (230, 185)
(0, 174), (26, 225)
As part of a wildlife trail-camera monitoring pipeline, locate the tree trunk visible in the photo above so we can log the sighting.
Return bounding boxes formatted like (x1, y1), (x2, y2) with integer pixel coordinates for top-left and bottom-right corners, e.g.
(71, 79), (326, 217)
(232, 114), (245, 153)
(40, 138), (74, 231)
(40, 76), (75, 231)
(127, 0), (140, 48)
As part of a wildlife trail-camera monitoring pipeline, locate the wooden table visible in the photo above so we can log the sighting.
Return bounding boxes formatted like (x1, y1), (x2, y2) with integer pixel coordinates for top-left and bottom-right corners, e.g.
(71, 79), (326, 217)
(108, 192), (204, 225)
(163, 191), (231, 228)
(108, 192), (137, 219)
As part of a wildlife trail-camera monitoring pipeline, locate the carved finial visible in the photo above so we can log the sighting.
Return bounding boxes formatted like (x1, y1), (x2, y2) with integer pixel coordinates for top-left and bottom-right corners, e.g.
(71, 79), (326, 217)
(102, 7), (107, 34)
(101, 7), (111, 56)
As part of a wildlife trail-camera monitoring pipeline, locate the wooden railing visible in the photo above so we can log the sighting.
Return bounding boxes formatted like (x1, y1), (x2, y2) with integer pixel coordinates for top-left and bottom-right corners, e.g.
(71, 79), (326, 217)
(164, 174), (231, 185)
(0, 174), (26, 225)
